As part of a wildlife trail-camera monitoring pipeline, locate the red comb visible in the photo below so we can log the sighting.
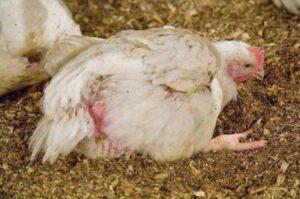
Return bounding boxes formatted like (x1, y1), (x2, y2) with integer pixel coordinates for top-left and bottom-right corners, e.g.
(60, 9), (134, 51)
(250, 47), (264, 65)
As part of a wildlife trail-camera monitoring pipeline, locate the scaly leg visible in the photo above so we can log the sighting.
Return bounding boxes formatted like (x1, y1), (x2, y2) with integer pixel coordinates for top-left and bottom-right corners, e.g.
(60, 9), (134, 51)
(206, 129), (267, 151)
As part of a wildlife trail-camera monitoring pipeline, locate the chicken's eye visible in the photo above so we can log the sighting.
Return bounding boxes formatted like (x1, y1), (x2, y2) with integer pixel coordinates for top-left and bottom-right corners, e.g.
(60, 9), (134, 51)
(245, 64), (252, 68)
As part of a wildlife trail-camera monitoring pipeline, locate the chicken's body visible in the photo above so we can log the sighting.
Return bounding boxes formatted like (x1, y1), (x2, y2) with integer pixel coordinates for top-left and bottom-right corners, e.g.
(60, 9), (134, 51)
(0, 0), (80, 56)
(0, 0), (100, 96)
(273, 0), (300, 14)
(30, 27), (266, 163)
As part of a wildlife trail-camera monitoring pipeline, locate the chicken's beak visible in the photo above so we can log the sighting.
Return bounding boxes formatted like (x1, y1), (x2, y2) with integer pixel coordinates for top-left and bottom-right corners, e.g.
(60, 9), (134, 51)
(253, 68), (265, 80)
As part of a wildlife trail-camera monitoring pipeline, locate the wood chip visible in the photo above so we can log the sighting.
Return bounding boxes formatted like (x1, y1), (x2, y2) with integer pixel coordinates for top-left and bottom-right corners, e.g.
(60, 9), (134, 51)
(280, 161), (289, 174)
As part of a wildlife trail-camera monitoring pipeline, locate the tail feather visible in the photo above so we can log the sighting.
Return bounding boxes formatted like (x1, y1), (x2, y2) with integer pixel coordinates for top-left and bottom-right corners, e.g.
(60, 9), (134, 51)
(29, 108), (95, 163)
(29, 117), (52, 161)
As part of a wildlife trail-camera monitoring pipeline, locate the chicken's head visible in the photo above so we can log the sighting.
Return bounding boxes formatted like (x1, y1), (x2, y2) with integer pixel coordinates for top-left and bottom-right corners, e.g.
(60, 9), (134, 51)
(214, 41), (265, 83)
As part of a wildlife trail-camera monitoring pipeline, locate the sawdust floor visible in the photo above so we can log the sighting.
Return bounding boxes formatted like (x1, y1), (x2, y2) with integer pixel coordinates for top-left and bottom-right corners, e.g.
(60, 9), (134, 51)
(0, 0), (299, 198)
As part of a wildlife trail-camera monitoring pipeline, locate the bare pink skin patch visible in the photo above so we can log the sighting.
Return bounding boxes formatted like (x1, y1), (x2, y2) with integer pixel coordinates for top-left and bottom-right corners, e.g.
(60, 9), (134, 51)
(164, 88), (183, 100)
(165, 92), (181, 100)
(82, 93), (106, 139)
(226, 65), (234, 76)
(80, 92), (129, 155)
(226, 60), (248, 83)
(90, 103), (106, 138)
(90, 105), (130, 155)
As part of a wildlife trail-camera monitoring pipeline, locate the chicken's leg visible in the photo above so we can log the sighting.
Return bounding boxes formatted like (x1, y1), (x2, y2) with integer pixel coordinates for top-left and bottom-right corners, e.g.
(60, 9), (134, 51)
(206, 129), (267, 151)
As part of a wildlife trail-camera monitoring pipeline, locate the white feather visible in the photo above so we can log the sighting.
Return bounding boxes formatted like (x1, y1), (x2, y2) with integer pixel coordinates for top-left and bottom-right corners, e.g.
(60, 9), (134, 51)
(0, 0), (90, 96)
(30, 27), (236, 162)
(0, 0), (81, 55)
(272, 0), (300, 14)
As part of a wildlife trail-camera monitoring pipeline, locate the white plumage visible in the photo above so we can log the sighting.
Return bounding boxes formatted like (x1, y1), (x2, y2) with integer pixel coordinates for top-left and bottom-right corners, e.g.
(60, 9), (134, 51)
(30, 27), (266, 163)
(0, 0), (100, 96)
(272, 0), (300, 14)
(0, 0), (80, 55)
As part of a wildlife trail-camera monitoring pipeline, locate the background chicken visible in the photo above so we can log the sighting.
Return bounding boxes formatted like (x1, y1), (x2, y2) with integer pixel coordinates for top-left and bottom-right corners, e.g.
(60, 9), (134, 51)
(30, 27), (266, 163)
(0, 0), (100, 97)
(272, 0), (300, 14)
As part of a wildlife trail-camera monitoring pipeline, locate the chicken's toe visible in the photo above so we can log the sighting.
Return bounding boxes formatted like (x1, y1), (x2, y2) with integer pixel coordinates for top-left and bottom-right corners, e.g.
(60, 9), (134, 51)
(206, 130), (267, 152)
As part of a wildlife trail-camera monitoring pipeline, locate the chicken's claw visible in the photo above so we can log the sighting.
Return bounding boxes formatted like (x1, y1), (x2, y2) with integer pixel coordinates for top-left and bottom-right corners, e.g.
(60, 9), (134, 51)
(205, 128), (267, 152)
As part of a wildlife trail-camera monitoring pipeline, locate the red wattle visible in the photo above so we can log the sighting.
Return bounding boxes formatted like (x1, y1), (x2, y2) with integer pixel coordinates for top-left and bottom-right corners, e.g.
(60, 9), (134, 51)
(235, 75), (249, 83)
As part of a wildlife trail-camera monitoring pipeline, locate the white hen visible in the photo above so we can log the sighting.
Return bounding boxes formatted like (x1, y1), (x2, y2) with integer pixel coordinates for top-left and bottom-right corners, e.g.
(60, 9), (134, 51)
(273, 0), (300, 14)
(0, 0), (101, 96)
(30, 27), (266, 163)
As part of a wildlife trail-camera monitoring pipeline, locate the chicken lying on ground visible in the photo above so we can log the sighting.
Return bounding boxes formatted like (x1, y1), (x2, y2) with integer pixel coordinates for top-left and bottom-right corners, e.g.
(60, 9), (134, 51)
(0, 0), (100, 97)
(30, 27), (266, 163)
(272, 0), (300, 14)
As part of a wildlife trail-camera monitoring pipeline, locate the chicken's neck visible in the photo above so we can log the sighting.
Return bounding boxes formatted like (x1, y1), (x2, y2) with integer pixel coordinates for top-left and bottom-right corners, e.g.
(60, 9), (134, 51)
(213, 41), (242, 109)
(215, 66), (238, 109)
